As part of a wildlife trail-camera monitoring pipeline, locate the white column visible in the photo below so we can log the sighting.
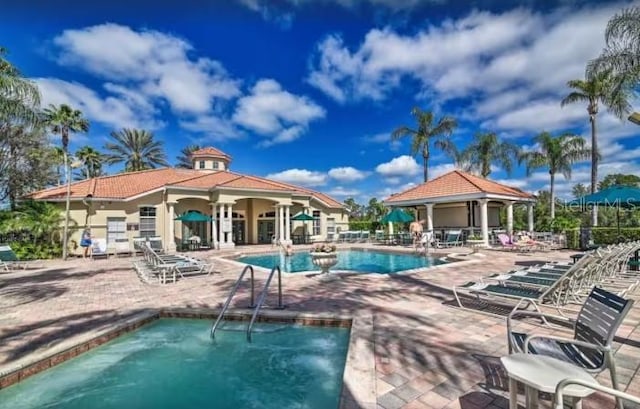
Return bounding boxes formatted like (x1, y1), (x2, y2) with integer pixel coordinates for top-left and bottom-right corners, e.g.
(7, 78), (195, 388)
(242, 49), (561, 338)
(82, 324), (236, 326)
(285, 205), (291, 243)
(425, 203), (434, 232)
(278, 205), (285, 243)
(168, 202), (176, 251)
(479, 199), (489, 247)
(388, 221), (394, 235)
(218, 203), (225, 246)
(527, 203), (535, 233)
(210, 202), (218, 250)
(505, 201), (514, 236)
(227, 203), (234, 245)
(275, 206), (279, 242)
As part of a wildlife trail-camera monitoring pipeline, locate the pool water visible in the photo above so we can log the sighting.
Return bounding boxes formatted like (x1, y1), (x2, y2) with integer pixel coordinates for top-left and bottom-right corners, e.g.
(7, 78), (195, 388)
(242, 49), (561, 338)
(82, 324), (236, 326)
(0, 319), (350, 409)
(237, 249), (446, 273)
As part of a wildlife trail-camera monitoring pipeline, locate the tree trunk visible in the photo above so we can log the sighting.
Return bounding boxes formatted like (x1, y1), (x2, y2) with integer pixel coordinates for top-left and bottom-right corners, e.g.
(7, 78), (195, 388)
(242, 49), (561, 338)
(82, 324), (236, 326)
(423, 152), (429, 182)
(590, 114), (598, 227)
(550, 172), (556, 220)
(62, 150), (71, 260)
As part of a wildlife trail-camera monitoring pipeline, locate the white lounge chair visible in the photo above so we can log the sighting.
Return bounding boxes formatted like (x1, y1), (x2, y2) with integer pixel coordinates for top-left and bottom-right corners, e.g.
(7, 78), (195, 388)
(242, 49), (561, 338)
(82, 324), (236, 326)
(91, 238), (109, 260)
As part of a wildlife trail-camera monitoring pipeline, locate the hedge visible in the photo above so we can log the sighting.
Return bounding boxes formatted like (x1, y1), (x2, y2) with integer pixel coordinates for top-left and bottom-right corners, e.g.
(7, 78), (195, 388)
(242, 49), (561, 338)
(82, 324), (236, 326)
(564, 227), (640, 249)
(348, 220), (384, 232)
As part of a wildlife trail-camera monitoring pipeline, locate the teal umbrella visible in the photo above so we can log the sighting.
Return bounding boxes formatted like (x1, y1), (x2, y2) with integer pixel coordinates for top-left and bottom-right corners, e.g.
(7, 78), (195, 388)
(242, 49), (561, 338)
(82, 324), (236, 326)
(380, 208), (414, 223)
(174, 210), (212, 222)
(291, 213), (314, 221)
(567, 185), (640, 235)
(291, 212), (314, 238)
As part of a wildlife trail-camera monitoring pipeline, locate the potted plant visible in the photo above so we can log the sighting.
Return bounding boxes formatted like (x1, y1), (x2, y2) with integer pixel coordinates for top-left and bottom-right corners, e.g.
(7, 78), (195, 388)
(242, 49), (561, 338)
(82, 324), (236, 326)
(310, 243), (338, 274)
(466, 234), (485, 253)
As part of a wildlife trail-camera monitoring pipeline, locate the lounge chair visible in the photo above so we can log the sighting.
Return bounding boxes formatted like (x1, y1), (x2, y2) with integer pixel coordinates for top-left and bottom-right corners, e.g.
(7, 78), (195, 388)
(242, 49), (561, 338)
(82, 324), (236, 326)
(0, 245), (35, 271)
(496, 233), (534, 252)
(115, 238), (132, 257)
(440, 230), (462, 247)
(91, 239), (109, 259)
(507, 287), (633, 409)
(148, 237), (164, 254)
(359, 231), (370, 242)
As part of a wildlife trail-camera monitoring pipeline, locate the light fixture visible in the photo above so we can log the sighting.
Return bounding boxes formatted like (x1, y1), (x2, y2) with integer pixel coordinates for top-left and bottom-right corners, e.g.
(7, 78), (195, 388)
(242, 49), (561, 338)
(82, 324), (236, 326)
(628, 112), (640, 125)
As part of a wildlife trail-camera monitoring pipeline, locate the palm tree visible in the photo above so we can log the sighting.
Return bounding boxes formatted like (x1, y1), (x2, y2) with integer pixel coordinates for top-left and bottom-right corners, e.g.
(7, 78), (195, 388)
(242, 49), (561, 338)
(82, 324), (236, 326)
(176, 144), (201, 169)
(561, 70), (631, 225)
(75, 146), (104, 179)
(105, 128), (169, 172)
(519, 132), (591, 219)
(0, 47), (40, 125)
(391, 107), (458, 182)
(457, 132), (519, 177)
(42, 104), (89, 260)
(50, 147), (65, 186)
(588, 7), (640, 91)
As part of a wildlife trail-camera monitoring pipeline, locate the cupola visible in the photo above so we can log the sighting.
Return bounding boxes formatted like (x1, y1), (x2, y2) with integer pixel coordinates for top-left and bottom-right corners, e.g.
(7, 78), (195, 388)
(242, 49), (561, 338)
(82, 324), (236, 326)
(191, 147), (231, 171)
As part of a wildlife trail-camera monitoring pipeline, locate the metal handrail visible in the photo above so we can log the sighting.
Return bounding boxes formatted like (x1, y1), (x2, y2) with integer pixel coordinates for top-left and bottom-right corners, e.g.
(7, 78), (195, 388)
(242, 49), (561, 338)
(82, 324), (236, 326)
(210, 265), (255, 339)
(554, 378), (638, 409)
(247, 265), (284, 342)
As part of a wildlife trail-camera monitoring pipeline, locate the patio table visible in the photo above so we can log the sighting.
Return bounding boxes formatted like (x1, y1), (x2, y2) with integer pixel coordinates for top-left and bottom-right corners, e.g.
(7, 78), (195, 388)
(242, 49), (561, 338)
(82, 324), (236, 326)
(501, 353), (596, 409)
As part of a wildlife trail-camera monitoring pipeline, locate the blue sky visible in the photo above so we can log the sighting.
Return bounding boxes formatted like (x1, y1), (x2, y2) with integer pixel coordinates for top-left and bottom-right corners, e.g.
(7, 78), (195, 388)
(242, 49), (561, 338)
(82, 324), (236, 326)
(2, 0), (639, 203)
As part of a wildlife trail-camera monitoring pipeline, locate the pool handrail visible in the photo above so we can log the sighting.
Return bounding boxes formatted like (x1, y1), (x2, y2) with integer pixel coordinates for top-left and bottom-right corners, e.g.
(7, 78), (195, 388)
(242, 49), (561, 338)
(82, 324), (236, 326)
(247, 265), (284, 342)
(210, 265), (256, 339)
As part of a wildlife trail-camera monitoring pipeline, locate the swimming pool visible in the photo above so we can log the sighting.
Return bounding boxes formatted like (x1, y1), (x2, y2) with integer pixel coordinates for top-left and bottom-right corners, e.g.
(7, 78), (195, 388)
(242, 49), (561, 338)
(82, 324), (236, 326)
(0, 319), (350, 409)
(236, 249), (447, 274)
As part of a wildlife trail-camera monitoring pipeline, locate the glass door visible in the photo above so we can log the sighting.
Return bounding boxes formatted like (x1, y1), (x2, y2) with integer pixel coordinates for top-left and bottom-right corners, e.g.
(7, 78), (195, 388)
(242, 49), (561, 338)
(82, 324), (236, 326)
(257, 220), (274, 244)
(232, 221), (245, 244)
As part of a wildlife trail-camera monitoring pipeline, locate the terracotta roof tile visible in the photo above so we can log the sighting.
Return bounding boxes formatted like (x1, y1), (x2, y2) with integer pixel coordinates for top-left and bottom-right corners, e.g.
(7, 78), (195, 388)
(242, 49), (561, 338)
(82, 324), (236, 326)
(385, 169), (534, 203)
(28, 167), (344, 208)
(191, 147), (231, 159)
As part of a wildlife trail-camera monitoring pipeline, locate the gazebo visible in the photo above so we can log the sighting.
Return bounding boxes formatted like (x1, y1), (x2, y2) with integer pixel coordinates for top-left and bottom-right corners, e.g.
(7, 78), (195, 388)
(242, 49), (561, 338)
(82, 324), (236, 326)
(383, 170), (536, 247)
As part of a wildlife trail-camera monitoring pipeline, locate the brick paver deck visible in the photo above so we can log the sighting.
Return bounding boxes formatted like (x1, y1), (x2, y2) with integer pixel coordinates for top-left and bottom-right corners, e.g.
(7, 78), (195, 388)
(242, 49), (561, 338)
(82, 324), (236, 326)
(1, 244), (639, 408)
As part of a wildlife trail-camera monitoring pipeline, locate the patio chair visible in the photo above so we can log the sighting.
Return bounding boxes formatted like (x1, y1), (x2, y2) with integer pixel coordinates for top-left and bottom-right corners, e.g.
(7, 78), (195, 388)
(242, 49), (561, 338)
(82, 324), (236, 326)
(507, 287), (633, 409)
(439, 230), (462, 247)
(115, 238), (132, 257)
(359, 231), (370, 242)
(148, 237), (164, 254)
(0, 245), (35, 271)
(496, 233), (534, 252)
(374, 230), (385, 243)
(132, 237), (147, 255)
(91, 239), (109, 260)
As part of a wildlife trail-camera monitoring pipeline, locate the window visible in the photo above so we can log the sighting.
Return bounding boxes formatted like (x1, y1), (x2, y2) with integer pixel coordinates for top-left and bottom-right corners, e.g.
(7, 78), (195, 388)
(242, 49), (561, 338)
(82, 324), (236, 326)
(312, 210), (321, 235)
(199, 160), (205, 169)
(326, 217), (335, 240)
(106, 218), (126, 244)
(139, 207), (157, 238)
(213, 161), (219, 169)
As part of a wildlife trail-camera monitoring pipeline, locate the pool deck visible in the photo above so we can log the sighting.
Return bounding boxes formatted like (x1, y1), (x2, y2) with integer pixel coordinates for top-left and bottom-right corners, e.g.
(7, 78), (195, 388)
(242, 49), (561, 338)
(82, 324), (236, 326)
(1, 243), (640, 408)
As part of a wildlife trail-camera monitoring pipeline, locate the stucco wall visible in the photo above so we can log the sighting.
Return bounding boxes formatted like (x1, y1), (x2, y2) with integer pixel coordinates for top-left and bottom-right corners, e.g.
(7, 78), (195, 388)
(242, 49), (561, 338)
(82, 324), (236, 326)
(57, 188), (346, 254)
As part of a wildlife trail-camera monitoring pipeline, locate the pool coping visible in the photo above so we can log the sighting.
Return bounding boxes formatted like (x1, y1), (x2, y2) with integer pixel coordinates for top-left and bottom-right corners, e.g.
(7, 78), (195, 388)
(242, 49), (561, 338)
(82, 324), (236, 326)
(0, 308), (376, 409)
(220, 245), (479, 277)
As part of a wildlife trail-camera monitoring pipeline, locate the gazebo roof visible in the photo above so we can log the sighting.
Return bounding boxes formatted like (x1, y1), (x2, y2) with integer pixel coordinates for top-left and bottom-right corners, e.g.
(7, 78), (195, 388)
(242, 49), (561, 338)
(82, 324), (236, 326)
(384, 170), (534, 205)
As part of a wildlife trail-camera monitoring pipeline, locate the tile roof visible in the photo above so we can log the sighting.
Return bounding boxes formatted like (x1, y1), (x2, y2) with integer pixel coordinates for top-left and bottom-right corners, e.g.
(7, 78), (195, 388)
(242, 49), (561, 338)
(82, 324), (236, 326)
(28, 167), (344, 208)
(191, 147), (231, 160)
(385, 169), (534, 203)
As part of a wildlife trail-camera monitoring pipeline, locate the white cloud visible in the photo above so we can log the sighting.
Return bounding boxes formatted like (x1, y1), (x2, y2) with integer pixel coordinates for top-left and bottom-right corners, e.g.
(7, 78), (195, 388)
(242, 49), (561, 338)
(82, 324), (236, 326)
(232, 79), (326, 146)
(488, 99), (586, 132)
(179, 116), (244, 141)
(429, 163), (457, 179)
(378, 182), (418, 200)
(52, 23), (241, 114)
(328, 166), (368, 182)
(375, 155), (421, 177)
(265, 168), (327, 186)
(327, 186), (361, 197)
(35, 78), (162, 129)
